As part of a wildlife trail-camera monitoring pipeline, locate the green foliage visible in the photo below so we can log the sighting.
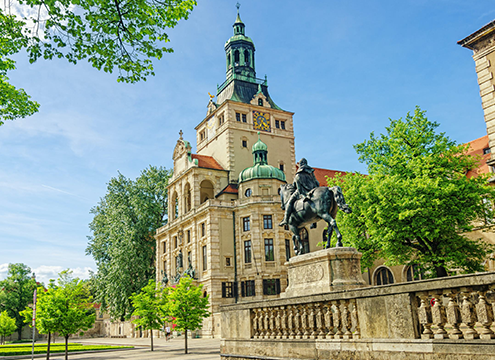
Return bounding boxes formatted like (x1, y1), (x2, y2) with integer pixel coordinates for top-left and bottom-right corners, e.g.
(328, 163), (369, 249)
(0, 263), (38, 340)
(166, 276), (209, 353)
(130, 280), (168, 351)
(86, 165), (172, 320)
(327, 107), (495, 277)
(0, 11), (40, 125)
(21, 270), (95, 359)
(0, 311), (17, 344)
(0, 0), (196, 124)
(0, 344), (132, 356)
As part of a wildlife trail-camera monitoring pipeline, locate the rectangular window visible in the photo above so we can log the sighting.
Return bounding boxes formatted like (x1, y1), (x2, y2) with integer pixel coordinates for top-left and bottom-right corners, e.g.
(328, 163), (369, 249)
(285, 239), (291, 262)
(243, 217), (250, 231)
(225, 257), (231, 267)
(242, 114), (247, 123)
(275, 120), (280, 128)
(279, 164), (284, 172)
(281, 121), (286, 130)
(244, 240), (252, 263)
(188, 251), (191, 266)
(201, 223), (205, 237)
(241, 280), (256, 297)
(263, 279), (281, 295)
(187, 230), (191, 243)
(202, 245), (207, 270)
(162, 241), (167, 254)
(265, 239), (274, 261)
(174, 236), (178, 249)
(263, 215), (273, 229)
(200, 130), (206, 141)
(222, 282), (234, 298)
(236, 112), (241, 122)
(242, 140), (247, 148)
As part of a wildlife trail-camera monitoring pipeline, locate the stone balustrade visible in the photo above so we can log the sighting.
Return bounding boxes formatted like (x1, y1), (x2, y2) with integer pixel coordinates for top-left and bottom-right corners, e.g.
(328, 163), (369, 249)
(221, 271), (495, 360)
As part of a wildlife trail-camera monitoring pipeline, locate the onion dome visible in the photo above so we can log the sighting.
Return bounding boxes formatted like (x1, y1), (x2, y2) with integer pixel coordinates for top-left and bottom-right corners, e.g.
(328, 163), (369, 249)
(239, 133), (286, 183)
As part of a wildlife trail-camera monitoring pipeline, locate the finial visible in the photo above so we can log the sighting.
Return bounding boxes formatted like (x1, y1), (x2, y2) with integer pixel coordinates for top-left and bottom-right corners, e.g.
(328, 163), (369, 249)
(208, 92), (214, 100)
(236, 2), (240, 13)
(179, 130), (183, 140)
(257, 131), (260, 139)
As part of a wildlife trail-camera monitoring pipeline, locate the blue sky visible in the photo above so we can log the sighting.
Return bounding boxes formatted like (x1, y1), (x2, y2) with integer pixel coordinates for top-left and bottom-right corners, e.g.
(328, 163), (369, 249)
(1, 0), (494, 284)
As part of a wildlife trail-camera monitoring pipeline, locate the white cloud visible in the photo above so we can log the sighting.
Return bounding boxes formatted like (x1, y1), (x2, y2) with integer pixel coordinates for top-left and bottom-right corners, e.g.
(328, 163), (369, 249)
(0, 263), (94, 286)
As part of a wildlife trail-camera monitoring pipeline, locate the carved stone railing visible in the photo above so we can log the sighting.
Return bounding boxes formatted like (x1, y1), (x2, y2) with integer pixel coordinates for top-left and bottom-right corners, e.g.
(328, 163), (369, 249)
(416, 285), (495, 340)
(221, 271), (495, 360)
(250, 300), (360, 340)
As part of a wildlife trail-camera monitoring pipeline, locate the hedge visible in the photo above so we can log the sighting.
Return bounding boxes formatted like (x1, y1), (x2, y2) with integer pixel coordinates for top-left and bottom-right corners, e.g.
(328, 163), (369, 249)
(0, 345), (133, 356)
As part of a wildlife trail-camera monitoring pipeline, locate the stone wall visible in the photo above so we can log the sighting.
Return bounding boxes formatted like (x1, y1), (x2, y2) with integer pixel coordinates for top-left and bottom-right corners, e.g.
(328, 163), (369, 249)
(220, 271), (495, 359)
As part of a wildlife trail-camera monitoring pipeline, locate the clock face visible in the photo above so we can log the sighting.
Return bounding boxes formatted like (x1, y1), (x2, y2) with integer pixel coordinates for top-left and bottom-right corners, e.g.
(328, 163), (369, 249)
(253, 111), (271, 132)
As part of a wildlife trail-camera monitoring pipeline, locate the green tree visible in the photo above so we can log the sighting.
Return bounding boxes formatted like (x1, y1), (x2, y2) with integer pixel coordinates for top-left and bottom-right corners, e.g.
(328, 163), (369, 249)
(86, 165), (172, 320)
(328, 107), (495, 278)
(166, 276), (209, 354)
(130, 280), (168, 351)
(0, 0), (196, 125)
(52, 271), (95, 360)
(0, 310), (17, 345)
(0, 12), (40, 125)
(0, 263), (38, 339)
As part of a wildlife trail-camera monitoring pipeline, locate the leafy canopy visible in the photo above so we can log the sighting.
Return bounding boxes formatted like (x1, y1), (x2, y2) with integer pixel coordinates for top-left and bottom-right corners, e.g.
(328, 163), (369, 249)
(0, 311), (17, 344)
(130, 280), (168, 351)
(327, 107), (495, 277)
(0, 0), (196, 124)
(0, 263), (38, 339)
(86, 165), (172, 320)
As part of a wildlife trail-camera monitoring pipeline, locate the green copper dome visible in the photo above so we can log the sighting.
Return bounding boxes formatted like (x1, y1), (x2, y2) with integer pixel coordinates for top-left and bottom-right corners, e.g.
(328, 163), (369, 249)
(239, 133), (286, 183)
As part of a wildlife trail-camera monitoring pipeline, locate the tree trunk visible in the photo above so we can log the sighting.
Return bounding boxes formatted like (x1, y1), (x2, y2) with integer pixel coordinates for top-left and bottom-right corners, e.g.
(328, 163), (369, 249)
(150, 329), (153, 351)
(17, 327), (22, 340)
(435, 265), (448, 278)
(65, 335), (69, 360)
(46, 332), (51, 360)
(184, 328), (188, 354)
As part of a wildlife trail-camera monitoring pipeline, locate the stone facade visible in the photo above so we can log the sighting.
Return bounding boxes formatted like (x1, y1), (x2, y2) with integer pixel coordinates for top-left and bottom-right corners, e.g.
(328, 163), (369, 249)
(459, 20), (495, 171)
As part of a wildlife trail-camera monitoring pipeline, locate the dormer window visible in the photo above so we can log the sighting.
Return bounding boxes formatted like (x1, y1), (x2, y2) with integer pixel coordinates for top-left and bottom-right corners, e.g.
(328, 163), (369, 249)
(200, 130), (206, 141)
(258, 98), (263, 106)
(484, 147), (491, 155)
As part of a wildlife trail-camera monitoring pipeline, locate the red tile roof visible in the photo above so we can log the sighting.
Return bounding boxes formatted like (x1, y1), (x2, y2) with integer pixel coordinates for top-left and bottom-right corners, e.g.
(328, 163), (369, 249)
(313, 167), (347, 186)
(466, 135), (490, 178)
(215, 184), (238, 198)
(191, 154), (224, 170)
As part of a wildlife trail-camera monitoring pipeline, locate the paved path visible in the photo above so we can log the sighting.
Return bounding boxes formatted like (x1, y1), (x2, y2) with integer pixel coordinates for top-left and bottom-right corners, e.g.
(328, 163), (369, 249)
(9, 337), (221, 360)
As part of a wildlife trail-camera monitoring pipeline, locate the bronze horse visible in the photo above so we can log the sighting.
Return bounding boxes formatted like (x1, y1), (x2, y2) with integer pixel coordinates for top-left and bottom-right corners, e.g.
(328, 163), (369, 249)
(279, 184), (352, 255)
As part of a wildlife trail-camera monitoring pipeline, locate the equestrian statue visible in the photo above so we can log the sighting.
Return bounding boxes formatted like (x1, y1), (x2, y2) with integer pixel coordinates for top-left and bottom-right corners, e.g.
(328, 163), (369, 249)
(279, 158), (352, 255)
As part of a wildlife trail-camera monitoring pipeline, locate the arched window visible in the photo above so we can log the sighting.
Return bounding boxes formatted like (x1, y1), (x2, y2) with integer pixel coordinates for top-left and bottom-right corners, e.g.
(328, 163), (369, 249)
(234, 50), (240, 65)
(300, 228), (309, 254)
(244, 49), (250, 66)
(258, 98), (263, 106)
(374, 267), (394, 285)
(171, 191), (179, 220)
(184, 183), (191, 213)
(405, 264), (423, 282)
(227, 54), (231, 67)
(200, 180), (214, 204)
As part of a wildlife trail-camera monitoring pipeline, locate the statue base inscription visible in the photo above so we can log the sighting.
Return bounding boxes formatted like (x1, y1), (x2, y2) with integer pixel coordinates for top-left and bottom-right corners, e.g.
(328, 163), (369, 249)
(283, 247), (367, 298)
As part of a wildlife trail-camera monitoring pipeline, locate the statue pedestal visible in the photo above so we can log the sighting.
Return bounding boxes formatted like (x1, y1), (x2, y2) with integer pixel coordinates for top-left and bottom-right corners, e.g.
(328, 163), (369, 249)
(283, 247), (367, 298)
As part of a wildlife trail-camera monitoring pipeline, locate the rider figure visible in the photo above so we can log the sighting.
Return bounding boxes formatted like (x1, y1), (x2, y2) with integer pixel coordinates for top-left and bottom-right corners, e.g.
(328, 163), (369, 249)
(279, 158), (320, 227)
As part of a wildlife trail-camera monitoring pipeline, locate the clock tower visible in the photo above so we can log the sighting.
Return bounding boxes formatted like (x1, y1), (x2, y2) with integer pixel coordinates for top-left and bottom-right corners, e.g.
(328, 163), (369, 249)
(195, 6), (296, 184)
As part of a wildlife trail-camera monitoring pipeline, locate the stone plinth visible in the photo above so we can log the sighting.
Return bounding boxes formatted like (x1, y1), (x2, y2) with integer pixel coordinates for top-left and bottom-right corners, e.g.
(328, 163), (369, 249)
(283, 247), (366, 298)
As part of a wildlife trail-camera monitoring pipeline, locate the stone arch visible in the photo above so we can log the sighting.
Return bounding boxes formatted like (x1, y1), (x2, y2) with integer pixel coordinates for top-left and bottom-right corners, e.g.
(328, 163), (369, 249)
(373, 266), (394, 286)
(200, 179), (214, 204)
(184, 182), (192, 213)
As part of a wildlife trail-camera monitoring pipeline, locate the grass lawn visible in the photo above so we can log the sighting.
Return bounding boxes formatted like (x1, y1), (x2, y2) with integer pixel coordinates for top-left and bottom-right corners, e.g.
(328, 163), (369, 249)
(0, 343), (133, 356)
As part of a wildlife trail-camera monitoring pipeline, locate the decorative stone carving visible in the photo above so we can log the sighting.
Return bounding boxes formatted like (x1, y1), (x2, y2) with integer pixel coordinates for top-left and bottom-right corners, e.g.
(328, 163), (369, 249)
(431, 291), (448, 339)
(444, 290), (463, 339)
(476, 291), (495, 339)
(332, 301), (343, 339)
(460, 290), (479, 339)
(417, 293), (433, 339)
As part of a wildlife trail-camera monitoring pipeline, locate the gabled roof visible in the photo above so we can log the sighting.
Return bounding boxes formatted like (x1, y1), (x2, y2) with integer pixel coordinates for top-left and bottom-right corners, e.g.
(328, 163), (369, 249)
(465, 135), (490, 178)
(215, 184), (239, 198)
(191, 154), (224, 170)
